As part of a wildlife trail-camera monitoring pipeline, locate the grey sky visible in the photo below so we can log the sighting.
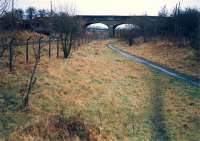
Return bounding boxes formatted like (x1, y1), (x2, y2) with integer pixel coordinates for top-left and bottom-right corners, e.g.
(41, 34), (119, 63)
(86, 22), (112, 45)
(16, 0), (200, 16)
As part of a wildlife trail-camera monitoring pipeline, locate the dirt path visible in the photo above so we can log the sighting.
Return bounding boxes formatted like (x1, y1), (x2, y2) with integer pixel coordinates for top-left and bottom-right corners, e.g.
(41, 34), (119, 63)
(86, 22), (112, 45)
(107, 44), (200, 88)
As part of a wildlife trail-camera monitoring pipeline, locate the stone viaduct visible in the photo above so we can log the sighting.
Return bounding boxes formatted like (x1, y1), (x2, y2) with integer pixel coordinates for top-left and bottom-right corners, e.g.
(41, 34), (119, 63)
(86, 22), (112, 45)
(79, 15), (161, 37)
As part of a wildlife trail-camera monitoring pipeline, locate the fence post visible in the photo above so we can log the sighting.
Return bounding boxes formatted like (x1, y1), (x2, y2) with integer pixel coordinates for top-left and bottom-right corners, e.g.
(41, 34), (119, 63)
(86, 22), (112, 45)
(75, 39), (78, 50)
(26, 37), (31, 63)
(49, 38), (51, 59)
(72, 40), (75, 51)
(9, 42), (13, 72)
(78, 39), (80, 47)
(38, 37), (43, 60)
(38, 39), (41, 60)
(57, 38), (59, 58)
(9, 38), (15, 72)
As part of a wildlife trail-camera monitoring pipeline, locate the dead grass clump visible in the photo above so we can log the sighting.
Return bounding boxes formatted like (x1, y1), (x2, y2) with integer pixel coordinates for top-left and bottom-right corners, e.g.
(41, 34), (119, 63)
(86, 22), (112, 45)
(17, 115), (106, 141)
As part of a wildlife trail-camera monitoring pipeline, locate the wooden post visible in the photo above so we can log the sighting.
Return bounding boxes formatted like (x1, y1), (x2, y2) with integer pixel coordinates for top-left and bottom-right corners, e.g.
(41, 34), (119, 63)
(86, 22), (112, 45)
(26, 37), (31, 63)
(78, 39), (80, 47)
(9, 42), (13, 72)
(38, 37), (43, 60)
(49, 38), (51, 59)
(38, 39), (41, 60)
(75, 39), (78, 50)
(26, 40), (28, 63)
(57, 38), (59, 58)
(9, 38), (15, 72)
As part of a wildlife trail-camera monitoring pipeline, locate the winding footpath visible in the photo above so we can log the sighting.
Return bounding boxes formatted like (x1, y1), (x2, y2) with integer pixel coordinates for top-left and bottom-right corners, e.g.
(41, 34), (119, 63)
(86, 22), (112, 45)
(107, 44), (200, 88)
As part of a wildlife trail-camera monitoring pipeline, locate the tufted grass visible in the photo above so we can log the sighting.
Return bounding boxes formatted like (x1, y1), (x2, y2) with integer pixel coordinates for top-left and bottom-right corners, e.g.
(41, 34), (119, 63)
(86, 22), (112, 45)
(0, 39), (199, 141)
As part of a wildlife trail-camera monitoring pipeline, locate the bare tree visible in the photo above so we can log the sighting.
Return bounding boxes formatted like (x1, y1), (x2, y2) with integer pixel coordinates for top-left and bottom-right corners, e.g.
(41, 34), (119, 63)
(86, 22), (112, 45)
(158, 5), (168, 17)
(53, 11), (81, 58)
(26, 7), (37, 20)
(22, 37), (43, 108)
(38, 9), (47, 18)
(0, 0), (10, 16)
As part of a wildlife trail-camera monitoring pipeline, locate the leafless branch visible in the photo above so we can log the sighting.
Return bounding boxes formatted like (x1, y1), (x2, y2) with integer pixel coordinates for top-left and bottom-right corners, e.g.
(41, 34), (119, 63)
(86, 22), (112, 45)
(0, 0), (10, 16)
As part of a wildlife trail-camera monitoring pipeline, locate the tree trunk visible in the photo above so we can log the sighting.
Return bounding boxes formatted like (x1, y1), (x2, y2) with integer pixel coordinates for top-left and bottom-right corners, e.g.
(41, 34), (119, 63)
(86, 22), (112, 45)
(62, 33), (73, 58)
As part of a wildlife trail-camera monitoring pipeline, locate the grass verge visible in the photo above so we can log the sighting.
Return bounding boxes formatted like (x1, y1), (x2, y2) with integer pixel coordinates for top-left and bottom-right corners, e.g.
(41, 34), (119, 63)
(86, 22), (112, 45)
(113, 39), (200, 79)
(0, 40), (199, 141)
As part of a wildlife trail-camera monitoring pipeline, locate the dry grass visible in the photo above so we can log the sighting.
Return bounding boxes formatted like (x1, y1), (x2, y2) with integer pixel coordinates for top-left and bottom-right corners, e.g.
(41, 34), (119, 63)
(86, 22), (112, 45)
(114, 39), (200, 79)
(0, 31), (48, 41)
(0, 39), (199, 141)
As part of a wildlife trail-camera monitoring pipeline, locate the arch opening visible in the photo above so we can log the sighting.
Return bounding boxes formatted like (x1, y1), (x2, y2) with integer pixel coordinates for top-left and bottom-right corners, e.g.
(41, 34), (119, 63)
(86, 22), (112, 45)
(86, 23), (109, 39)
(86, 23), (109, 30)
(115, 24), (139, 30)
(114, 24), (140, 38)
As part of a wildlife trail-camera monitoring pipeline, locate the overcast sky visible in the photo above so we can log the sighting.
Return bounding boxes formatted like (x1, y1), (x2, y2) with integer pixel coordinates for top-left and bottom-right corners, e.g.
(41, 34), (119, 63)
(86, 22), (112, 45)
(15, 0), (200, 16)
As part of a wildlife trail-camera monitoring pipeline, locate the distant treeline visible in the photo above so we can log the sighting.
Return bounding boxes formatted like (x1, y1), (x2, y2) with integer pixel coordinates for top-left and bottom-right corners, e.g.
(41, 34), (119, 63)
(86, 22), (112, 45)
(116, 4), (200, 50)
(0, 7), (82, 36)
(0, 6), (88, 59)
(0, 7), (48, 32)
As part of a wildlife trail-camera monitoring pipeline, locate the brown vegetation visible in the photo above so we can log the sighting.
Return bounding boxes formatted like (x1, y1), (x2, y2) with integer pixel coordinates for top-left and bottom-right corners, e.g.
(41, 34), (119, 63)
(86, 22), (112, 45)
(0, 31), (48, 41)
(115, 39), (200, 79)
(0, 40), (199, 141)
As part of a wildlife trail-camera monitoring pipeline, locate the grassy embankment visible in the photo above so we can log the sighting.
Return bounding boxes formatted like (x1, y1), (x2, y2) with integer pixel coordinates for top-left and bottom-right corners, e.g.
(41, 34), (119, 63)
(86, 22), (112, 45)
(0, 40), (199, 141)
(114, 39), (200, 80)
(0, 31), (48, 41)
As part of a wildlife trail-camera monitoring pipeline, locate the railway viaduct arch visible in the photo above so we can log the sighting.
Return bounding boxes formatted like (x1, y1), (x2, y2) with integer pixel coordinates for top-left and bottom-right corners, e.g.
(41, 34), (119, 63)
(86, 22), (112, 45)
(79, 15), (161, 37)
